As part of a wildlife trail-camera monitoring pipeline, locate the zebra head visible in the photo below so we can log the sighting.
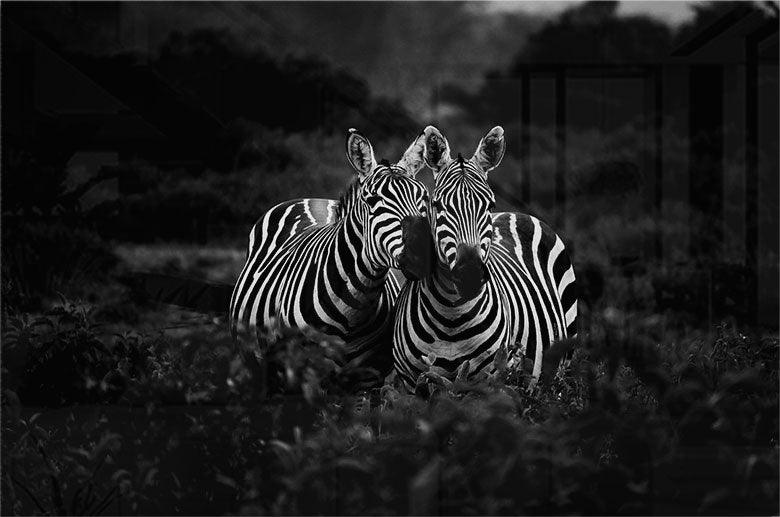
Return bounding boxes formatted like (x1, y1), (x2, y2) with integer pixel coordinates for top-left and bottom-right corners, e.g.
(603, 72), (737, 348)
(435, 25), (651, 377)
(423, 125), (506, 300)
(346, 129), (433, 280)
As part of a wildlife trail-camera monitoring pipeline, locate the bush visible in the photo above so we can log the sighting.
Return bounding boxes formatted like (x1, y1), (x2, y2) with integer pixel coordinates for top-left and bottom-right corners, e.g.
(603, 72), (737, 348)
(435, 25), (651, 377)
(1, 221), (118, 312)
(2, 306), (777, 515)
(248, 318), (778, 515)
(3, 301), (126, 406)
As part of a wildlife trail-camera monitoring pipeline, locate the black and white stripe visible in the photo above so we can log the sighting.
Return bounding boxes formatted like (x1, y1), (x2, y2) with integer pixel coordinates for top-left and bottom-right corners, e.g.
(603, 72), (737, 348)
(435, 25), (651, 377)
(393, 126), (578, 387)
(230, 129), (430, 376)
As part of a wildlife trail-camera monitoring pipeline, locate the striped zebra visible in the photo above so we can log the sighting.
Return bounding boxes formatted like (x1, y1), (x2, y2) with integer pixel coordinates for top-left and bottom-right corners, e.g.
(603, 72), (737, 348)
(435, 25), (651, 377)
(393, 125), (578, 387)
(230, 129), (432, 377)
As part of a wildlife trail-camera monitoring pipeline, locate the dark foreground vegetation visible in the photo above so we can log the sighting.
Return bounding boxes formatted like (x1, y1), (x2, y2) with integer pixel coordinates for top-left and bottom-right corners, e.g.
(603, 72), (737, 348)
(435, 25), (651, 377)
(2, 293), (778, 515)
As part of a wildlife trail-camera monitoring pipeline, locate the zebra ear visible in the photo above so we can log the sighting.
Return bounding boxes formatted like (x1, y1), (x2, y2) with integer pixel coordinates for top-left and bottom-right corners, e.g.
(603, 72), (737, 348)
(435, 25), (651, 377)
(396, 132), (426, 177)
(472, 126), (505, 174)
(346, 128), (377, 179)
(422, 125), (451, 176)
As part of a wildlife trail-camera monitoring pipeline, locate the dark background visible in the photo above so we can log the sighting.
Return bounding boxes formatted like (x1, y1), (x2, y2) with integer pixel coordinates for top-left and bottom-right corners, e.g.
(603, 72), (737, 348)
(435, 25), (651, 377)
(2, 1), (778, 326)
(1, 2), (778, 515)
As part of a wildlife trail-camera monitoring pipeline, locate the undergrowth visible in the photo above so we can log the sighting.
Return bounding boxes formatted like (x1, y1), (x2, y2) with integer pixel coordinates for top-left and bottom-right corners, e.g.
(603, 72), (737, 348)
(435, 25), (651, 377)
(1, 300), (778, 515)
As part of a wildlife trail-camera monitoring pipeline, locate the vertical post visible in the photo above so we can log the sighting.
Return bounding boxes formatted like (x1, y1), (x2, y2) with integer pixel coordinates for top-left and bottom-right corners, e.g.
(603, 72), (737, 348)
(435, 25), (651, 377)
(521, 68), (531, 207)
(688, 65), (724, 259)
(555, 69), (567, 230)
(744, 34), (759, 323)
(654, 66), (664, 261)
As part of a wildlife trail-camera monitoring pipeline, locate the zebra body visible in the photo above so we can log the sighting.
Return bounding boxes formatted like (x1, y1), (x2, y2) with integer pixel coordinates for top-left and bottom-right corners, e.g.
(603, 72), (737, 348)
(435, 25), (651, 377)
(394, 212), (577, 386)
(231, 197), (400, 368)
(393, 126), (577, 387)
(230, 129), (431, 376)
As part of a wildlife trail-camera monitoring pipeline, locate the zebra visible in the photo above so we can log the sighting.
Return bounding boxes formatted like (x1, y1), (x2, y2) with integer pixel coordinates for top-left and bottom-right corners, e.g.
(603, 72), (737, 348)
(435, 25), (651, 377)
(229, 128), (433, 378)
(392, 125), (578, 388)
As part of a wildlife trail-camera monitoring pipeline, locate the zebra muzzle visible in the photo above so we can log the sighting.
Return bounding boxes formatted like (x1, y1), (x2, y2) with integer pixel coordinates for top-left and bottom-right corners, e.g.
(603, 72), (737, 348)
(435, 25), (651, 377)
(452, 244), (488, 299)
(398, 216), (433, 280)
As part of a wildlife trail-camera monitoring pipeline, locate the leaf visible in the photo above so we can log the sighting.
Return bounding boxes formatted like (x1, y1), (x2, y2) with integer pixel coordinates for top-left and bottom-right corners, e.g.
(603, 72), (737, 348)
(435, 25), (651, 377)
(111, 469), (131, 483)
(89, 432), (121, 461)
(66, 447), (91, 459)
(143, 467), (158, 487)
(455, 360), (471, 382)
(409, 456), (441, 516)
(492, 342), (508, 381)
(698, 488), (731, 514)
(414, 371), (453, 398)
(3, 390), (21, 425)
(269, 440), (296, 471)
(31, 425), (49, 441)
(215, 472), (238, 489)
(721, 369), (763, 395)
(333, 458), (372, 474)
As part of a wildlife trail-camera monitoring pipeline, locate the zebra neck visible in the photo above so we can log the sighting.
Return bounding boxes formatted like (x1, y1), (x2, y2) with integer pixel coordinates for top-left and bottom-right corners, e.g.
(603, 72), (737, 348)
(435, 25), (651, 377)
(326, 209), (388, 309)
(427, 263), (488, 314)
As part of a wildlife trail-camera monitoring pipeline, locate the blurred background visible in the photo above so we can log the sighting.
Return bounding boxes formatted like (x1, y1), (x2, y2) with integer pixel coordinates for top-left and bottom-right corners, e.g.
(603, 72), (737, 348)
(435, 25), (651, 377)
(2, 1), (778, 329)
(2, 3), (779, 515)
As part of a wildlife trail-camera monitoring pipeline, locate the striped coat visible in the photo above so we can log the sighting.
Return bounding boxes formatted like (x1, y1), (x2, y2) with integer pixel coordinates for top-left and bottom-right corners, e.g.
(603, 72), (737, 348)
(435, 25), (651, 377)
(230, 129), (431, 375)
(393, 126), (577, 387)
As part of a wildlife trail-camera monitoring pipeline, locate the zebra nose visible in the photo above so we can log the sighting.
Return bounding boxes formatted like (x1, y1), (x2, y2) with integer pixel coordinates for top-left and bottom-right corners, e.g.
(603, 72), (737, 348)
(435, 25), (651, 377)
(398, 216), (433, 280)
(452, 244), (486, 299)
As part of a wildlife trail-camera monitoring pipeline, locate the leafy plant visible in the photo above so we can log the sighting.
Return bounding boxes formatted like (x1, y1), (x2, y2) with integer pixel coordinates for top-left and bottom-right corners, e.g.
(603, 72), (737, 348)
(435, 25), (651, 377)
(2, 303), (777, 515)
(1, 222), (118, 312)
(3, 301), (125, 407)
(1, 410), (128, 516)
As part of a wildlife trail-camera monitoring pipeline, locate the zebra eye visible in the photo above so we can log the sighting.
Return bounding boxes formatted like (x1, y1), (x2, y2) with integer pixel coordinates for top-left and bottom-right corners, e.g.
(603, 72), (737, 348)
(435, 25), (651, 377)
(432, 199), (444, 211)
(487, 199), (496, 210)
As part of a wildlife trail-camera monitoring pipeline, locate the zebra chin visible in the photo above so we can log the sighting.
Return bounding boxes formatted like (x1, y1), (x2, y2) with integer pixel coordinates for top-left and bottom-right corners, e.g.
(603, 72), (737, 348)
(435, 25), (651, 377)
(396, 254), (428, 281)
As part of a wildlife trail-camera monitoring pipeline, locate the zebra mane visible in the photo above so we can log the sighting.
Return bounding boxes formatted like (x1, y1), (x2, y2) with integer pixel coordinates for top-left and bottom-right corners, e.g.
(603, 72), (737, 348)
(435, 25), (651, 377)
(336, 177), (362, 219)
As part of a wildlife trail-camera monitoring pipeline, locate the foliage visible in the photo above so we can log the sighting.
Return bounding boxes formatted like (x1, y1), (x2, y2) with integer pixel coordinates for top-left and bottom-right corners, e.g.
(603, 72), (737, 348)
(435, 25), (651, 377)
(2, 411), (127, 516)
(241, 324), (385, 401)
(109, 126), (418, 243)
(2, 301), (126, 407)
(155, 28), (417, 142)
(2, 299), (777, 515)
(247, 315), (777, 515)
(439, 2), (774, 127)
(1, 150), (76, 217)
(1, 221), (118, 312)
(1, 151), (119, 311)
